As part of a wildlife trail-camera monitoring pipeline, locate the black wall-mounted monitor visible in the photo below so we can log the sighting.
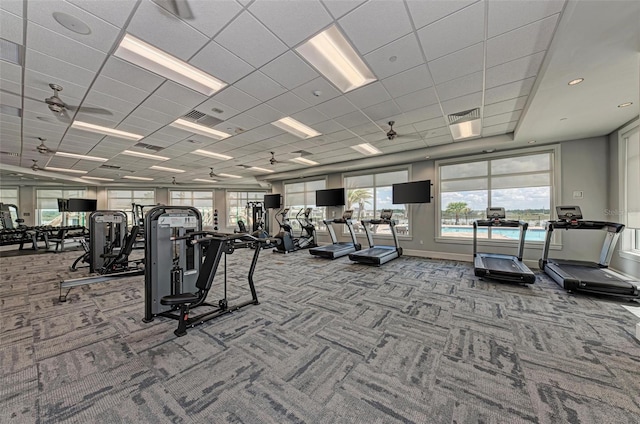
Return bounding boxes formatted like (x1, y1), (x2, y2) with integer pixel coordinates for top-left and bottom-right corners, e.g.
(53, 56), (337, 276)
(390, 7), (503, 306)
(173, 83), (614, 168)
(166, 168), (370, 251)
(67, 198), (98, 212)
(264, 194), (282, 209)
(392, 180), (431, 204)
(316, 188), (346, 207)
(57, 198), (69, 212)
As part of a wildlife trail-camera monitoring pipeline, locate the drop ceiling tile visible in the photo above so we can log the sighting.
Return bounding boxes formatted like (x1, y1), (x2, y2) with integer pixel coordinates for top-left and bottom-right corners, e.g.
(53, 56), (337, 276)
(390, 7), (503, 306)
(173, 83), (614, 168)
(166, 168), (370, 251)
(266, 92), (311, 116)
(213, 86), (261, 113)
(486, 51), (545, 89)
(251, 124), (286, 139)
(428, 42), (484, 84)
(195, 98), (240, 121)
(484, 77), (535, 105)
(215, 11), (288, 68)
(153, 0), (243, 38)
(334, 110), (370, 128)
(486, 15), (558, 67)
(417, 1), (485, 61)
(339, 1), (413, 54)
(92, 75), (152, 106)
(345, 82), (390, 109)
(101, 57), (165, 93)
(0, 0), (23, 17)
(260, 50), (319, 90)
(0, 61), (21, 84)
(364, 33), (425, 80)
(84, 92), (137, 117)
(25, 49), (96, 89)
(483, 95), (528, 117)
(127, 0), (209, 61)
(402, 104), (444, 123)
(350, 122), (382, 137)
(24, 69), (88, 103)
(245, 104), (283, 123)
(235, 71), (287, 102)
(249, 0), (333, 47)
(425, 134), (454, 146)
(361, 100), (401, 122)
(482, 109), (522, 127)
(128, 105), (175, 125)
(154, 81), (208, 107)
(321, 0), (366, 19)
(291, 108), (329, 126)
(190, 41), (254, 85)
(309, 119), (345, 135)
(0, 80), (21, 106)
(440, 92), (482, 115)
(406, 0), (478, 30)
(291, 77), (342, 107)
(435, 71), (483, 101)
(217, 113), (263, 133)
(413, 116), (448, 132)
(380, 65), (433, 99)
(27, 0), (120, 53)
(26, 22), (106, 72)
(482, 120), (517, 136)
(1, 8), (22, 44)
(395, 87), (439, 113)
(118, 115), (164, 132)
(315, 96), (357, 119)
(74, 111), (127, 127)
(67, 0), (137, 27)
(488, 0), (565, 38)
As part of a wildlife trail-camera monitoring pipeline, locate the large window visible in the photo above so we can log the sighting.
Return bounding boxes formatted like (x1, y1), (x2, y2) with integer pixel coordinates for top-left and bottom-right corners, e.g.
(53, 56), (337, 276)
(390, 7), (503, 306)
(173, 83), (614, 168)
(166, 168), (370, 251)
(0, 188), (19, 225)
(622, 124), (639, 253)
(170, 190), (215, 228)
(36, 188), (87, 226)
(107, 189), (155, 226)
(438, 150), (554, 242)
(284, 179), (326, 232)
(344, 169), (409, 235)
(226, 191), (267, 228)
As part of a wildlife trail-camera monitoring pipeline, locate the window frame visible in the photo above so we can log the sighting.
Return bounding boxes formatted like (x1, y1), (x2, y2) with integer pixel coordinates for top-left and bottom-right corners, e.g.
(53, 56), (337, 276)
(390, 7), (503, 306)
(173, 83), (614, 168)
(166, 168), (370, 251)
(342, 166), (411, 238)
(225, 190), (268, 228)
(435, 145), (561, 247)
(283, 177), (328, 233)
(618, 120), (640, 262)
(36, 187), (89, 226)
(106, 188), (156, 227)
(169, 189), (215, 228)
(0, 187), (20, 225)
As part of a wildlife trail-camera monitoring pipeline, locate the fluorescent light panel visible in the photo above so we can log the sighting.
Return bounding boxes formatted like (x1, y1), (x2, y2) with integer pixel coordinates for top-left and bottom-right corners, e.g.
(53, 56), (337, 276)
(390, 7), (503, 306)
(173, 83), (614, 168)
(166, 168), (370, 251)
(121, 150), (169, 161)
(290, 157), (319, 166)
(71, 121), (143, 141)
(150, 165), (185, 173)
(81, 176), (114, 181)
(115, 34), (226, 96)
(272, 117), (321, 139)
(192, 149), (233, 160)
(218, 173), (242, 179)
(55, 151), (108, 162)
(351, 143), (381, 156)
(193, 178), (217, 183)
(296, 25), (376, 93)
(249, 166), (275, 173)
(123, 175), (154, 181)
(450, 119), (482, 140)
(44, 167), (87, 174)
(171, 118), (231, 140)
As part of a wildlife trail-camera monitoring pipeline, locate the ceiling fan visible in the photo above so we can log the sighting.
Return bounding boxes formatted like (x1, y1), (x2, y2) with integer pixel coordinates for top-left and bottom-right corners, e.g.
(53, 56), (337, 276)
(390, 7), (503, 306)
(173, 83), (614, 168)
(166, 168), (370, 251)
(35, 138), (55, 155)
(31, 160), (41, 171)
(43, 83), (112, 122)
(384, 121), (422, 141)
(269, 151), (279, 165)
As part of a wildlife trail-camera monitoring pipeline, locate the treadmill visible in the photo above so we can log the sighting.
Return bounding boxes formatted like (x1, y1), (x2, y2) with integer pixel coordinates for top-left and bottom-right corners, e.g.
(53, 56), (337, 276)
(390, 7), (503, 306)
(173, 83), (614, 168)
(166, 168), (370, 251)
(309, 210), (361, 259)
(473, 207), (536, 284)
(348, 209), (402, 266)
(539, 205), (640, 299)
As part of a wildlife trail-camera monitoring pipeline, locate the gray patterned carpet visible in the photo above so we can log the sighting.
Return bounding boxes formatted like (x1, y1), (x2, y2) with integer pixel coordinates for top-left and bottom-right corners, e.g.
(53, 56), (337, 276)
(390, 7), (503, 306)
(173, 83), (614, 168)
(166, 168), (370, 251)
(1, 246), (639, 424)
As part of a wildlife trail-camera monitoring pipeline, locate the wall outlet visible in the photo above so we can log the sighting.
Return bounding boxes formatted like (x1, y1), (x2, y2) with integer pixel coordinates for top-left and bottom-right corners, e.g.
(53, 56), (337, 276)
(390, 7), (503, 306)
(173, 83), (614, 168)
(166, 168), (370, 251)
(23, 212), (30, 216)
(419, 240), (424, 245)
(573, 190), (584, 199)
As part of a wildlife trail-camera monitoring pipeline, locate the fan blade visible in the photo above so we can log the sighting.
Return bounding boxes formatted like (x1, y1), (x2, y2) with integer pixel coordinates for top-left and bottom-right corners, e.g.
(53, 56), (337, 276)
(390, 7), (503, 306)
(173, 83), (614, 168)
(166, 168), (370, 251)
(156, 0), (194, 19)
(66, 105), (113, 116)
(55, 109), (71, 123)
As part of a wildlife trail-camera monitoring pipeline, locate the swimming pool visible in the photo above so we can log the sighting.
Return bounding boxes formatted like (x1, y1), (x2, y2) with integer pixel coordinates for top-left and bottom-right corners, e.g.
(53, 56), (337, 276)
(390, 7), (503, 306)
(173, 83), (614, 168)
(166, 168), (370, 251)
(441, 226), (546, 242)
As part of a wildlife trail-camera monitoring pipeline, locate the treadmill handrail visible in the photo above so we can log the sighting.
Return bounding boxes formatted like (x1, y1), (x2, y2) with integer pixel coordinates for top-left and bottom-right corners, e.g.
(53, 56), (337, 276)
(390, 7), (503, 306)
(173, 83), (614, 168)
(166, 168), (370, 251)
(473, 219), (528, 261)
(360, 218), (400, 251)
(545, 220), (624, 232)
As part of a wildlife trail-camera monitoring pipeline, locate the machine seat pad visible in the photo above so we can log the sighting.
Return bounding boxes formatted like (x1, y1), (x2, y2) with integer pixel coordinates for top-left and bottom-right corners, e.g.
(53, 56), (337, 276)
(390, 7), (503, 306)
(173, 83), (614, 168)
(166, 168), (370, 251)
(161, 293), (200, 305)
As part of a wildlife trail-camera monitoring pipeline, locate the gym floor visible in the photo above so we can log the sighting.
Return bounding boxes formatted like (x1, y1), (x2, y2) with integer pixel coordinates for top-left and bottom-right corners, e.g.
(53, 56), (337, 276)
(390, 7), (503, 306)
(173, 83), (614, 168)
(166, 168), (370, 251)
(1, 247), (639, 423)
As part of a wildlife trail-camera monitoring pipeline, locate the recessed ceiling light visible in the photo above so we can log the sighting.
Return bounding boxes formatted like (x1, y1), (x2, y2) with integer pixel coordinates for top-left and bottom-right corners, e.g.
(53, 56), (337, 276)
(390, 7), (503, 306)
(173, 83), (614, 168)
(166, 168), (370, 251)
(44, 167), (87, 174)
(81, 176), (114, 181)
(272, 117), (321, 139)
(192, 149), (233, 160)
(114, 34), (226, 96)
(568, 78), (584, 86)
(351, 143), (382, 156)
(618, 102), (633, 108)
(296, 25), (376, 93)
(123, 175), (154, 181)
(193, 178), (217, 183)
(170, 118), (231, 140)
(528, 140), (537, 144)
(290, 157), (319, 166)
(450, 119), (481, 140)
(249, 166), (275, 173)
(71, 121), (144, 141)
(211, 107), (224, 114)
(150, 165), (185, 173)
(121, 150), (169, 161)
(55, 151), (108, 162)
(425, 155), (431, 159)
(389, 55), (397, 62)
(52, 12), (91, 35)
(218, 173), (242, 179)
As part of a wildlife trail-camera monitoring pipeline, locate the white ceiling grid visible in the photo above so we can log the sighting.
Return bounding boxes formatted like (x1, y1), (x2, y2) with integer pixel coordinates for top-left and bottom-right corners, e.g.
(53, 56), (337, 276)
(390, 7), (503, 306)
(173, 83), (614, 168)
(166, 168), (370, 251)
(0, 0), (638, 187)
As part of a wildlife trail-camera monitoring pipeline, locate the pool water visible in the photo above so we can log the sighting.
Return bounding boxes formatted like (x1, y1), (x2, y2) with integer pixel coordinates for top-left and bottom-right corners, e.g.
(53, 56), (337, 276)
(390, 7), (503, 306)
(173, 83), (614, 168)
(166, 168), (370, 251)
(441, 226), (546, 242)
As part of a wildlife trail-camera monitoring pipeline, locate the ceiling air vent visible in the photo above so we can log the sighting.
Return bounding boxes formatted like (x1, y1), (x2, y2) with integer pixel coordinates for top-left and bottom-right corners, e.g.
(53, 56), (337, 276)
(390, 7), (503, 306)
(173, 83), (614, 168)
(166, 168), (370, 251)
(0, 38), (23, 65)
(0, 104), (22, 117)
(100, 164), (121, 170)
(0, 151), (20, 157)
(447, 108), (480, 125)
(133, 142), (164, 152)
(182, 110), (223, 128)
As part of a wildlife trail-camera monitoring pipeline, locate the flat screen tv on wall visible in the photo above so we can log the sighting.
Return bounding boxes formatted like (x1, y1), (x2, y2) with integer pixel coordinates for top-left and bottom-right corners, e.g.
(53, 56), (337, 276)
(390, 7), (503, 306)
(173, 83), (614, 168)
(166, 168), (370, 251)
(67, 198), (98, 212)
(316, 188), (346, 207)
(392, 180), (431, 204)
(263, 194), (282, 209)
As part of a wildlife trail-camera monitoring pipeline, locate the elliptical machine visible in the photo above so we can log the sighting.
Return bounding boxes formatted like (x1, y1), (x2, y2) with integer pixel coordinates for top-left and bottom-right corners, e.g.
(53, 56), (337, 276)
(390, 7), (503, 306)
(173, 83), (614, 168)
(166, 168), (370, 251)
(295, 207), (317, 249)
(273, 207), (317, 253)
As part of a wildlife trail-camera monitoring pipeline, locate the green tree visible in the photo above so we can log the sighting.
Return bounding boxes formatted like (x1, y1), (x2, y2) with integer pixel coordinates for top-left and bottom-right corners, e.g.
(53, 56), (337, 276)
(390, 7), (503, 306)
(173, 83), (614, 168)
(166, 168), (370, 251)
(462, 206), (472, 224)
(445, 201), (469, 225)
(347, 188), (373, 222)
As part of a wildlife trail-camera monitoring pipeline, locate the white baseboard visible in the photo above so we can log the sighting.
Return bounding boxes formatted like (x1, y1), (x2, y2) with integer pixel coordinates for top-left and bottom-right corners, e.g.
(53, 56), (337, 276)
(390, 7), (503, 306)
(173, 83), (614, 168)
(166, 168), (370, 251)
(402, 249), (541, 270)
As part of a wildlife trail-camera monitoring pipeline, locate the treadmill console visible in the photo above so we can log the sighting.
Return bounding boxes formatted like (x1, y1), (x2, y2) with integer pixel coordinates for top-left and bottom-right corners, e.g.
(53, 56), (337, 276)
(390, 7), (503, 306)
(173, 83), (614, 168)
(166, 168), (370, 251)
(380, 209), (393, 220)
(556, 206), (583, 221)
(486, 207), (506, 219)
(343, 210), (353, 219)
